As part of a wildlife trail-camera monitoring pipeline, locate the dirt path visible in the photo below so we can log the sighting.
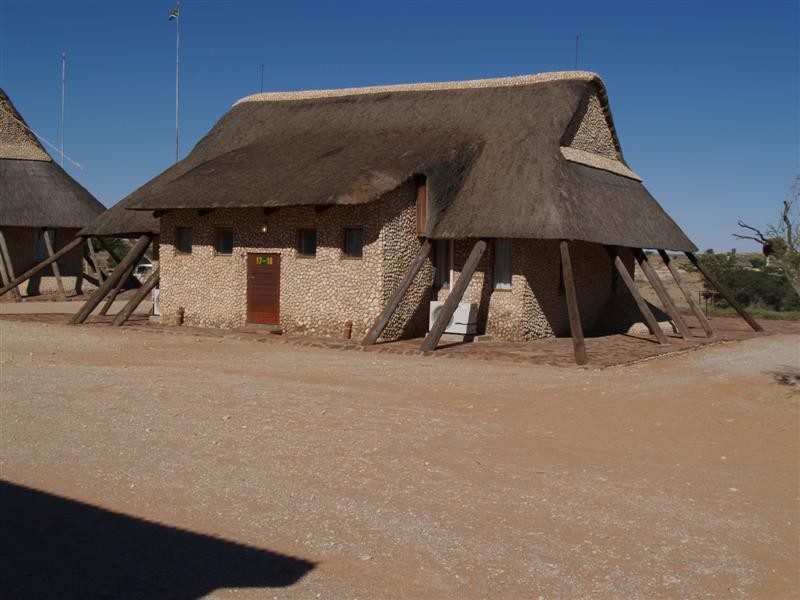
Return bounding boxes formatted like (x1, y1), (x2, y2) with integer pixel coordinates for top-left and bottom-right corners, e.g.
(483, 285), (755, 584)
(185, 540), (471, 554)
(1, 320), (798, 598)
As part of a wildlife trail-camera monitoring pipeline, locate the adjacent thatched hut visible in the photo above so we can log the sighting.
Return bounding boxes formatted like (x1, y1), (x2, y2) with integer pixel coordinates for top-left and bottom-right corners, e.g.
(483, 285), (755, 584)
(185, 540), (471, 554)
(0, 88), (104, 297)
(119, 71), (758, 362)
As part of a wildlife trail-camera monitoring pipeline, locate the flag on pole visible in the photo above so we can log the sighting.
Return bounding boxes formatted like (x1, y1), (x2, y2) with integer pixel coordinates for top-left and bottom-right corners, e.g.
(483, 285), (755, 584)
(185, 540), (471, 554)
(169, 7), (179, 20)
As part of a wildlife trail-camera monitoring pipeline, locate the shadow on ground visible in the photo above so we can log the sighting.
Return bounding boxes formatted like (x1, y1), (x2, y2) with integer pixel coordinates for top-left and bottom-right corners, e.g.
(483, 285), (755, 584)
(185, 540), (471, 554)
(0, 480), (314, 599)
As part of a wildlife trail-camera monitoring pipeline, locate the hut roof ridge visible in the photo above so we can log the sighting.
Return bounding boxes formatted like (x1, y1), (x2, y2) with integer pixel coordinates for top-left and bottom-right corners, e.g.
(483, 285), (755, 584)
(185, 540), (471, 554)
(235, 71), (600, 105)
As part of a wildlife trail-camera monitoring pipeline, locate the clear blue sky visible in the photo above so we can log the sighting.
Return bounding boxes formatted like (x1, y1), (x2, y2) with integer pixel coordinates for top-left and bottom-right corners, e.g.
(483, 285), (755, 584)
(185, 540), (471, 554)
(1, 1), (797, 252)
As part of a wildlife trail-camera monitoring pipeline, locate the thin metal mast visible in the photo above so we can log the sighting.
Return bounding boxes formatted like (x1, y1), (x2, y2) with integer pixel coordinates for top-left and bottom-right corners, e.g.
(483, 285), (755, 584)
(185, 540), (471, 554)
(574, 34), (580, 69)
(174, 0), (181, 163)
(60, 51), (66, 167)
(260, 63), (264, 92)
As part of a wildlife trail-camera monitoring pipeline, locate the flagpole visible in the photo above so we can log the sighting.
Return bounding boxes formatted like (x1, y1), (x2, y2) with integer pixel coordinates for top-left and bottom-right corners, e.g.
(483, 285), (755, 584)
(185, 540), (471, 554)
(174, 0), (180, 163)
(60, 51), (66, 167)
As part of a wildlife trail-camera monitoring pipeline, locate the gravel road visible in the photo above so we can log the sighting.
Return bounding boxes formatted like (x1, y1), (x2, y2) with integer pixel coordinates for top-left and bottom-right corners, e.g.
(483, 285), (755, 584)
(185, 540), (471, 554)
(1, 319), (798, 598)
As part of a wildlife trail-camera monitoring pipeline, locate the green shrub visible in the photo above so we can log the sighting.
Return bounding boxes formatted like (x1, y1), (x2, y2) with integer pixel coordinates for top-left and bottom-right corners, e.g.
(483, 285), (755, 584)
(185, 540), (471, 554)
(696, 253), (799, 312)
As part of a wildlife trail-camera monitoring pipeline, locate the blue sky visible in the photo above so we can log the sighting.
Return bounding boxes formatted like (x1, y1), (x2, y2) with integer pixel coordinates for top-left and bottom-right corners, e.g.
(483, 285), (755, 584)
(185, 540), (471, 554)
(1, 0), (797, 252)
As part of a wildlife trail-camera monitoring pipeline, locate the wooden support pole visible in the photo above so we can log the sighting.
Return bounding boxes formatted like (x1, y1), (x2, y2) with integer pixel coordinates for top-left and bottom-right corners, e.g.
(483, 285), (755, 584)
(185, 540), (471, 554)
(42, 229), (67, 300)
(421, 239), (487, 352)
(362, 239), (433, 346)
(70, 235), (152, 325)
(684, 252), (763, 332)
(0, 235), (85, 298)
(658, 250), (714, 338)
(111, 267), (159, 326)
(0, 243), (17, 301)
(85, 238), (104, 285)
(606, 247), (670, 345)
(0, 229), (22, 301)
(632, 248), (692, 339)
(560, 240), (588, 365)
(98, 261), (136, 316)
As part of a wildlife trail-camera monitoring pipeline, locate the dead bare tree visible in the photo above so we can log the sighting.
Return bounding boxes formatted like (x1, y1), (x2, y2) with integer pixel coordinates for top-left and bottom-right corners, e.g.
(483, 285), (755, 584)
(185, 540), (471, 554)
(735, 175), (800, 296)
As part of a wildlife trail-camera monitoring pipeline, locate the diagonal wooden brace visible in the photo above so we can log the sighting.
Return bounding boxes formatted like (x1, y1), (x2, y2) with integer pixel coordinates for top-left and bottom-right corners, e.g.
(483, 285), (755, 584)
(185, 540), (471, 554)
(362, 238), (432, 345)
(421, 239), (487, 352)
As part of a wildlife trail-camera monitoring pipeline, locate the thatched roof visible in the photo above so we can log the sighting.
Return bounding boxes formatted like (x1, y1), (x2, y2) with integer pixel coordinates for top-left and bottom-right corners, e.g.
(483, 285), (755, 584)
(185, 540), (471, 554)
(79, 194), (159, 237)
(0, 89), (105, 229)
(123, 72), (695, 251)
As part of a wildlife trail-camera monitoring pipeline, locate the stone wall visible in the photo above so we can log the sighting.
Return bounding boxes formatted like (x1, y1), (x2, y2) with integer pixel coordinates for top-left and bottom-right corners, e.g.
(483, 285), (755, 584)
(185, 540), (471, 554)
(380, 186), (436, 341)
(435, 238), (615, 341)
(159, 189), (624, 342)
(160, 185), (422, 338)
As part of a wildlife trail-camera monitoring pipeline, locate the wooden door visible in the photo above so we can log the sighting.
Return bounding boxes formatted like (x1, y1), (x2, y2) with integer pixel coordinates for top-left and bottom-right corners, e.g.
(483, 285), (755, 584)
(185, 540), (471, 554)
(247, 253), (280, 324)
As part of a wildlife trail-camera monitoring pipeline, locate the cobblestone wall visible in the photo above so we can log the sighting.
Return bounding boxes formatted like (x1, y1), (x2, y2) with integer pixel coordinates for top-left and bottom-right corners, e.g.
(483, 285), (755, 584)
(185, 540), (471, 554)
(160, 185), (426, 338)
(159, 192), (617, 342)
(436, 238), (613, 341)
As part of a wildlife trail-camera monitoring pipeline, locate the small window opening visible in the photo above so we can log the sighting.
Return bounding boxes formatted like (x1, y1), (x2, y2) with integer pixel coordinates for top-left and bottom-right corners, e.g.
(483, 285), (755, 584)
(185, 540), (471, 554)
(215, 228), (234, 255)
(298, 229), (317, 257)
(493, 239), (512, 290)
(176, 227), (193, 254)
(343, 228), (364, 258)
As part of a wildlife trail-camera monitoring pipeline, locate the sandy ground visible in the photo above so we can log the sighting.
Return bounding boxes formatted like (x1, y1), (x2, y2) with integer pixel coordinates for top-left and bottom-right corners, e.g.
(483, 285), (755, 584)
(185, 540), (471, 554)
(0, 319), (798, 599)
(0, 299), (152, 316)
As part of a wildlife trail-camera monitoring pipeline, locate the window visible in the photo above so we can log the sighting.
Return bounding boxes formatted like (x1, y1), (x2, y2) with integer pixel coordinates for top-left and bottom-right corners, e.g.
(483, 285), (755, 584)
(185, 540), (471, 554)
(434, 239), (452, 288)
(343, 228), (364, 258)
(215, 228), (234, 255)
(297, 229), (317, 257)
(494, 239), (512, 290)
(176, 227), (193, 253)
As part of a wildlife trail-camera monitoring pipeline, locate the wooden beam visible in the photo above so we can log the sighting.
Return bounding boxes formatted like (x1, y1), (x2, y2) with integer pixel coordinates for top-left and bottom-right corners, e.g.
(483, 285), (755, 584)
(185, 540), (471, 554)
(198, 208), (215, 217)
(42, 229), (67, 300)
(362, 238), (433, 345)
(262, 207), (280, 217)
(85, 238), (104, 285)
(658, 250), (714, 338)
(421, 239), (487, 352)
(0, 235), (85, 298)
(98, 261), (136, 316)
(606, 247), (670, 345)
(0, 241), (18, 302)
(684, 252), (762, 332)
(70, 235), (152, 325)
(313, 205), (333, 214)
(414, 174), (428, 236)
(560, 240), (588, 365)
(111, 267), (159, 326)
(0, 229), (22, 301)
(632, 248), (692, 339)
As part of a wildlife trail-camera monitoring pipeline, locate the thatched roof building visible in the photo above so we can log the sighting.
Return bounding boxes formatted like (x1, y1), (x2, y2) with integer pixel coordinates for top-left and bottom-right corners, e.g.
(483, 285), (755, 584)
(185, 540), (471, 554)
(0, 88), (104, 228)
(123, 71), (694, 252)
(107, 71), (759, 364)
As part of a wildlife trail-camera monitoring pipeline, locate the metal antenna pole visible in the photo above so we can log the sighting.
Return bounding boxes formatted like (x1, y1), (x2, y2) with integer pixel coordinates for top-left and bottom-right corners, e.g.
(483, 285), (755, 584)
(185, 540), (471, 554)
(260, 63), (264, 92)
(60, 51), (66, 167)
(175, 0), (180, 163)
(575, 34), (580, 69)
